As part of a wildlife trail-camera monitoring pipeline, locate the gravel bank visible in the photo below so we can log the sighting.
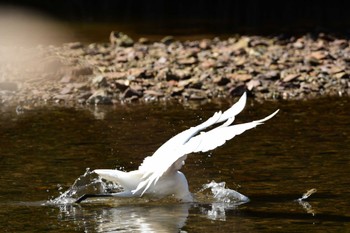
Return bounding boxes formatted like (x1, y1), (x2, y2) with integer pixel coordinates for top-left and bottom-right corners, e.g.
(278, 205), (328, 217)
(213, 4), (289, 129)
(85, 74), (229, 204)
(1, 32), (349, 107)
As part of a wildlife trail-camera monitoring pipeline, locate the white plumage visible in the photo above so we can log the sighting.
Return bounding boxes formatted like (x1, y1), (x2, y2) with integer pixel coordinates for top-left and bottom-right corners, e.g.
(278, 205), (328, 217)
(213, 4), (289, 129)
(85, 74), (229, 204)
(92, 92), (279, 202)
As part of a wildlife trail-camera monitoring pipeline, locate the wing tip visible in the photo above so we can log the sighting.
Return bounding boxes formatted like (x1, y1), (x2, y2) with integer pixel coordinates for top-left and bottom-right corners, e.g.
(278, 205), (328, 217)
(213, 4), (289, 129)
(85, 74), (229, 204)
(257, 109), (280, 123)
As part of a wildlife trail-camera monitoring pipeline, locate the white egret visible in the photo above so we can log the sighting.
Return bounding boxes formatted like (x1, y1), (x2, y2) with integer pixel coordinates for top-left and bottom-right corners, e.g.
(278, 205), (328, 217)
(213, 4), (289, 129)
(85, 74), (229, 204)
(76, 92), (279, 203)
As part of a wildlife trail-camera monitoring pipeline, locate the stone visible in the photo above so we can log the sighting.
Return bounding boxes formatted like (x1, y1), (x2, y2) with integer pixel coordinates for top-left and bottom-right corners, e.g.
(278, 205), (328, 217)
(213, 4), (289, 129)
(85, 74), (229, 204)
(263, 70), (280, 80)
(229, 85), (247, 97)
(293, 40), (304, 49)
(110, 31), (134, 47)
(144, 89), (164, 97)
(87, 89), (112, 105)
(185, 89), (207, 100)
(333, 72), (348, 79)
(92, 76), (108, 88)
(72, 67), (93, 76)
(282, 74), (301, 82)
(122, 88), (142, 99)
(166, 72), (180, 82)
(60, 86), (73, 95)
(66, 42), (84, 49)
(310, 51), (328, 60)
(228, 73), (253, 82)
(60, 75), (72, 83)
(115, 80), (129, 92)
(304, 56), (321, 66)
(170, 87), (184, 96)
(177, 57), (197, 65)
(138, 37), (150, 44)
(214, 77), (230, 86)
(53, 94), (70, 101)
(246, 79), (261, 91)
(199, 39), (211, 49)
(160, 36), (174, 44)
(231, 37), (250, 51)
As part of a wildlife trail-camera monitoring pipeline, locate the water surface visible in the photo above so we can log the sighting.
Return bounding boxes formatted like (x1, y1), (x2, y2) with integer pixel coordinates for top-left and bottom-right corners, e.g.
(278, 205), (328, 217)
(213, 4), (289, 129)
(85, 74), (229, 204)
(0, 97), (349, 232)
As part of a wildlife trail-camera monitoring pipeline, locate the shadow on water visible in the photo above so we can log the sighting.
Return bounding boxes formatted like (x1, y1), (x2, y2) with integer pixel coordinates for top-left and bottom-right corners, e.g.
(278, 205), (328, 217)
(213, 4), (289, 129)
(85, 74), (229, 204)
(0, 96), (349, 232)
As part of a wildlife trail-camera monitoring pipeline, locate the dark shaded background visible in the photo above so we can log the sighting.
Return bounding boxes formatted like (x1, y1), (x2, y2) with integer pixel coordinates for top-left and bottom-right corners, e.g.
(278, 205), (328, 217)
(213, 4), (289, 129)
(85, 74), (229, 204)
(1, 0), (350, 36)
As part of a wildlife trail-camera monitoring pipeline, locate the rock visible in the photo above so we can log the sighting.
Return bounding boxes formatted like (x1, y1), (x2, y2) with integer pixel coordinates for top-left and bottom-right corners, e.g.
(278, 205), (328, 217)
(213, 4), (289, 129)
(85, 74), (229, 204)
(110, 31), (134, 47)
(332, 39), (348, 49)
(122, 88), (142, 99)
(39, 57), (64, 73)
(60, 75), (72, 83)
(115, 80), (129, 92)
(76, 91), (92, 103)
(72, 83), (89, 90)
(144, 89), (164, 97)
(177, 57), (197, 65)
(170, 87), (184, 96)
(333, 72), (348, 79)
(66, 42), (84, 49)
(310, 51), (328, 60)
(201, 59), (216, 68)
(330, 66), (345, 74)
(227, 73), (253, 82)
(214, 77), (231, 86)
(233, 57), (246, 66)
(171, 69), (191, 80)
(176, 79), (189, 88)
(166, 72), (180, 82)
(282, 74), (301, 82)
(229, 85), (247, 97)
(263, 70), (280, 80)
(199, 39), (211, 49)
(160, 36), (174, 44)
(246, 79), (261, 91)
(53, 94), (70, 101)
(293, 40), (304, 49)
(127, 68), (146, 79)
(304, 56), (321, 66)
(231, 37), (250, 51)
(60, 86), (73, 95)
(72, 67), (93, 76)
(138, 37), (150, 44)
(92, 76), (108, 88)
(87, 89), (112, 105)
(184, 89), (207, 100)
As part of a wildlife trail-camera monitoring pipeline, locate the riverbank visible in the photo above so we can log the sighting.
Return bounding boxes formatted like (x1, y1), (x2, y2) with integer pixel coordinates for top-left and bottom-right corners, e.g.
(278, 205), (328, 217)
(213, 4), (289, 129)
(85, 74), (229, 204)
(1, 33), (349, 107)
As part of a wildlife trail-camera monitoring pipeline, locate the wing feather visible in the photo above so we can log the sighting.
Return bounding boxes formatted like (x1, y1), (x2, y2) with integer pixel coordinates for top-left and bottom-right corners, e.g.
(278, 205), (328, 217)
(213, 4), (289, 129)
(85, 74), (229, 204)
(184, 109), (279, 153)
(132, 93), (279, 196)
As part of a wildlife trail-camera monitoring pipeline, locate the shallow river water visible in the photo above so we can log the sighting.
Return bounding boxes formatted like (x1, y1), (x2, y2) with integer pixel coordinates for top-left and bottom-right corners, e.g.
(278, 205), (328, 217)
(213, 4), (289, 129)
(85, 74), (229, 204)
(0, 96), (349, 232)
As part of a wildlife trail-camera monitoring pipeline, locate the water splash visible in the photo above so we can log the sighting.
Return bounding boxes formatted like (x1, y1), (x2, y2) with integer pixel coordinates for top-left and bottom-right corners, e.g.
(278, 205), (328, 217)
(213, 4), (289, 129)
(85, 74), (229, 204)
(200, 180), (249, 204)
(197, 181), (249, 221)
(48, 168), (120, 205)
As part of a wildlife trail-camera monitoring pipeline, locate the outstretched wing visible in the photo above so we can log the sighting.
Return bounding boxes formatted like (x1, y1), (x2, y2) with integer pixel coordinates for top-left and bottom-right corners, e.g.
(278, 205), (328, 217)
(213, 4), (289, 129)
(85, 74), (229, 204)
(132, 92), (278, 196)
(182, 109), (279, 154)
